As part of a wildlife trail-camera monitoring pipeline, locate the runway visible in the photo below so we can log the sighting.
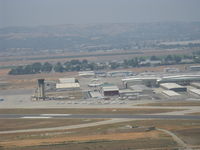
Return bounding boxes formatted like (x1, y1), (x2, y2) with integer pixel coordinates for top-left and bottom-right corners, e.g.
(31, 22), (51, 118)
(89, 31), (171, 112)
(0, 114), (200, 120)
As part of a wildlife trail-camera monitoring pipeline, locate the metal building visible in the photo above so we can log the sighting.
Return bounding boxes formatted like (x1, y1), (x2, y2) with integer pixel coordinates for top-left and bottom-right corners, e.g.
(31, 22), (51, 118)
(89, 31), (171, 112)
(59, 78), (77, 83)
(190, 82), (200, 89)
(189, 66), (200, 71)
(159, 75), (200, 85)
(163, 67), (179, 73)
(101, 86), (119, 96)
(160, 83), (187, 92)
(79, 71), (95, 77)
(56, 83), (80, 91)
(187, 88), (200, 97)
(162, 90), (181, 99)
(122, 77), (158, 88)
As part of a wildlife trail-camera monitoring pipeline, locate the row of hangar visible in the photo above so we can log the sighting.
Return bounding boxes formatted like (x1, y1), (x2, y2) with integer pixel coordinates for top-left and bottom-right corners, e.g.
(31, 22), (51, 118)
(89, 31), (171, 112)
(122, 75), (200, 99)
(122, 75), (200, 88)
(35, 74), (200, 100)
(88, 75), (200, 99)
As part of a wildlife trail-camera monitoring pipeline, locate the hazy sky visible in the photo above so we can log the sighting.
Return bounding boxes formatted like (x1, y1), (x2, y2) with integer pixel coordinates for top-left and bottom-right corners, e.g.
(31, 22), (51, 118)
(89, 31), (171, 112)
(1, 0), (200, 28)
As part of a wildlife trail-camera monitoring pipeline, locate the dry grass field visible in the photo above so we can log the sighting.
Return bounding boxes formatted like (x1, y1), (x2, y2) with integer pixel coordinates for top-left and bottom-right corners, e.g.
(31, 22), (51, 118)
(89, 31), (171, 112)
(7, 139), (177, 150)
(0, 119), (105, 131)
(1, 119), (200, 150)
(0, 71), (77, 90)
(187, 112), (200, 115)
(1, 131), (176, 150)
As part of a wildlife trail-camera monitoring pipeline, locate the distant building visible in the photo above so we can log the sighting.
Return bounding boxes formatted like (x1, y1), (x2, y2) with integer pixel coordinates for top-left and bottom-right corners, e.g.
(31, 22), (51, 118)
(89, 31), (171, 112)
(189, 66), (200, 71)
(88, 83), (102, 87)
(79, 71), (95, 77)
(129, 84), (153, 94)
(164, 68), (179, 73)
(101, 85), (119, 96)
(160, 83), (186, 92)
(181, 59), (193, 64)
(45, 81), (56, 91)
(122, 77), (158, 88)
(162, 90), (181, 99)
(139, 60), (162, 66)
(89, 91), (103, 98)
(187, 88), (200, 97)
(119, 89), (137, 97)
(159, 75), (200, 85)
(107, 71), (133, 77)
(59, 78), (77, 83)
(36, 79), (45, 100)
(56, 83), (80, 90)
(95, 71), (107, 77)
(190, 82), (200, 89)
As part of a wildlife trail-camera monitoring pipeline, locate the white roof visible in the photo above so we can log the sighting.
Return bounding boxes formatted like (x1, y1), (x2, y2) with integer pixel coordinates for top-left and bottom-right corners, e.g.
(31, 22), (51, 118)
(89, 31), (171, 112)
(79, 71), (95, 76)
(130, 85), (151, 91)
(56, 83), (80, 89)
(108, 70), (133, 74)
(59, 78), (76, 83)
(162, 90), (180, 96)
(191, 82), (200, 88)
(89, 91), (103, 98)
(88, 83), (102, 87)
(162, 75), (200, 79)
(190, 66), (200, 68)
(188, 88), (200, 95)
(160, 83), (184, 89)
(119, 89), (135, 93)
(122, 76), (159, 82)
(102, 86), (119, 92)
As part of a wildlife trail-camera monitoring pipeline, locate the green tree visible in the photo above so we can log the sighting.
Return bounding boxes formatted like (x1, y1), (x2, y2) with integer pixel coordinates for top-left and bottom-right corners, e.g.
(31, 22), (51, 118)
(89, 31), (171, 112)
(54, 62), (64, 72)
(150, 55), (160, 61)
(174, 55), (182, 63)
(165, 55), (173, 62)
(32, 62), (42, 73)
(42, 62), (53, 72)
(139, 57), (146, 62)
(110, 62), (119, 69)
(70, 60), (81, 65)
(24, 65), (34, 74)
(82, 59), (88, 64)
(8, 66), (24, 75)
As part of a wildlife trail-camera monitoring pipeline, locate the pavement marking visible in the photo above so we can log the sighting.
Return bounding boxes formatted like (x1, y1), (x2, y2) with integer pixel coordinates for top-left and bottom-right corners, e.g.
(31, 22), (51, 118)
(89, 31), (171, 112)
(21, 116), (52, 119)
(40, 114), (71, 117)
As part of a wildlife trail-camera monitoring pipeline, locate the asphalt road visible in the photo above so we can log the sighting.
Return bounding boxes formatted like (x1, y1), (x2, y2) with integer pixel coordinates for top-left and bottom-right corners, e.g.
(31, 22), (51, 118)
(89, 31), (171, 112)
(0, 114), (200, 120)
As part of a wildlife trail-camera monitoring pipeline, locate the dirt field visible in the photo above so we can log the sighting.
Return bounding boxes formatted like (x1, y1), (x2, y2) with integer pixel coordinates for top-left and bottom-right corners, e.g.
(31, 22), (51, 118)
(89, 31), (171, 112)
(0, 108), (184, 114)
(137, 101), (200, 106)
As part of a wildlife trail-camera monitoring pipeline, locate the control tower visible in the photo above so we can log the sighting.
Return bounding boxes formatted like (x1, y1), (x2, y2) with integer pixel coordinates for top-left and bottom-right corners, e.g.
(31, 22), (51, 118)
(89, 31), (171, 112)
(37, 79), (45, 100)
